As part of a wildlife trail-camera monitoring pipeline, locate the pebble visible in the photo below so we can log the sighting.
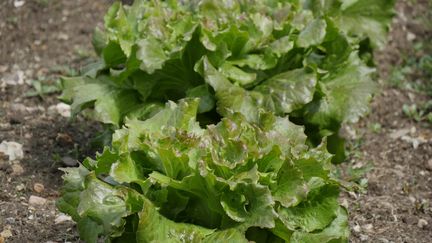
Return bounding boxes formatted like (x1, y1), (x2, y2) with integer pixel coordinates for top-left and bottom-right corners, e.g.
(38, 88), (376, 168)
(56, 103), (71, 118)
(426, 159), (432, 171)
(353, 224), (361, 232)
(29, 195), (47, 206)
(0, 141), (24, 161)
(16, 184), (25, 191)
(418, 219), (428, 229)
(33, 183), (45, 193)
(10, 103), (27, 113)
(13, 0), (25, 8)
(55, 214), (72, 224)
(62, 156), (77, 167)
(48, 103), (71, 118)
(1, 70), (25, 85)
(403, 215), (418, 225)
(407, 32), (416, 41)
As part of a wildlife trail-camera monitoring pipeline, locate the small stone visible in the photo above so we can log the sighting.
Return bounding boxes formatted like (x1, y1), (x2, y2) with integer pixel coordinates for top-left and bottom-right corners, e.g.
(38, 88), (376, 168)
(57, 33), (69, 41)
(2, 70), (25, 85)
(48, 103), (71, 118)
(11, 163), (24, 176)
(403, 215), (418, 225)
(55, 214), (72, 224)
(0, 236), (4, 243)
(16, 184), (25, 191)
(407, 32), (416, 41)
(353, 224), (361, 232)
(10, 103), (26, 113)
(426, 159), (432, 171)
(56, 103), (71, 118)
(33, 183), (45, 193)
(341, 198), (349, 209)
(62, 156), (77, 167)
(0, 141), (24, 161)
(13, 0), (25, 8)
(418, 219), (428, 229)
(29, 195), (47, 206)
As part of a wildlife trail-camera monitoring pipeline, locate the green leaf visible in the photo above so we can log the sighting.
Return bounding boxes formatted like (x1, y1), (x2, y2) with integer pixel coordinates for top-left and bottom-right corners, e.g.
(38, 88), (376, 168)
(202, 228), (248, 243)
(291, 207), (349, 243)
(92, 27), (108, 56)
(278, 185), (340, 232)
(303, 53), (377, 129)
(136, 198), (215, 242)
(110, 154), (144, 184)
(200, 57), (259, 122)
(186, 84), (216, 113)
(254, 68), (317, 114)
(103, 41), (127, 67)
(219, 63), (257, 86)
(332, 0), (396, 48)
(59, 76), (85, 102)
(77, 173), (129, 237)
(137, 38), (168, 74)
(272, 161), (308, 208)
(221, 183), (277, 229)
(68, 76), (141, 126)
(297, 19), (327, 48)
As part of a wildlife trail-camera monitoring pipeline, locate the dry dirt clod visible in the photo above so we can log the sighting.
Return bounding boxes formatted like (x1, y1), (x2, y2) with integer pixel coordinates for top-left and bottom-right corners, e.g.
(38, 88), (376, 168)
(56, 133), (73, 145)
(362, 224), (374, 233)
(389, 128), (410, 139)
(403, 215), (418, 225)
(33, 183), (45, 193)
(0, 229), (12, 238)
(29, 195), (47, 206)
(11, 163), (24, 176)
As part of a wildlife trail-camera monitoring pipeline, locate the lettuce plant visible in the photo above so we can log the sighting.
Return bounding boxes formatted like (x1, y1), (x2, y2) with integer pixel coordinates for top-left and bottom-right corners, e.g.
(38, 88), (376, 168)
(58, 99), (349, 242)
(57, 0), (395, 242)
(61, 0), (395, 158)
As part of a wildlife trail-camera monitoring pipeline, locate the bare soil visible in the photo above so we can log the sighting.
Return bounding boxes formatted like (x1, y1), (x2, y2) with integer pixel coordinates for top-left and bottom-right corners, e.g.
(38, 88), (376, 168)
(0, 0), (431, 242)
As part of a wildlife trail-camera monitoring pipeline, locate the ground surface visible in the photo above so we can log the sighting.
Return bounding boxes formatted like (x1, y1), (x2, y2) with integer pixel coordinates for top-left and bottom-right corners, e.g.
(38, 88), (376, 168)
(0, 0), (431, 242)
